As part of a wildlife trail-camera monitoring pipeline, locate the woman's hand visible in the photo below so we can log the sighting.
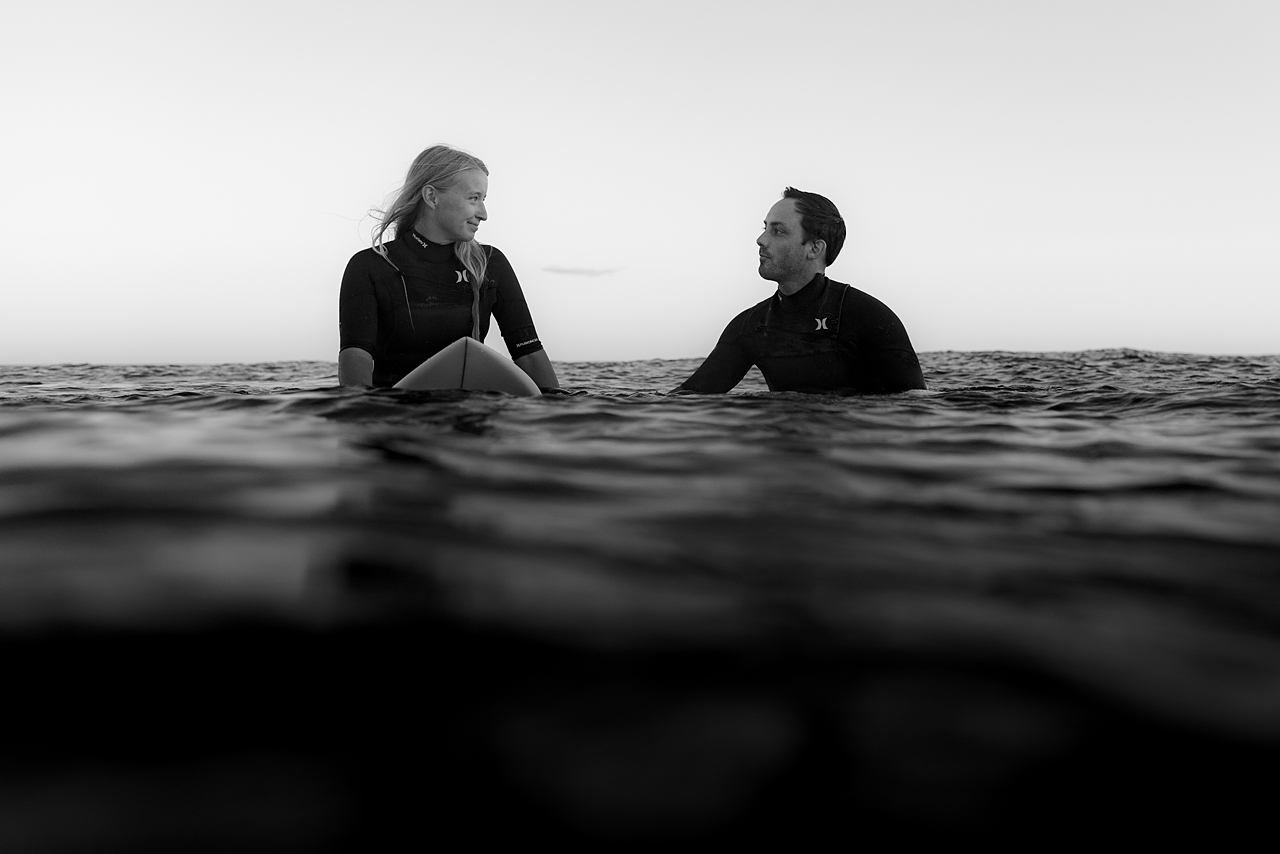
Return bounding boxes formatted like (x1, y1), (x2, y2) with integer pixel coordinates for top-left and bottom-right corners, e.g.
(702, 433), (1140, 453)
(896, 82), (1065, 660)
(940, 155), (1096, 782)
(338, 347), (374, 387)
(515, 350), (560, 391)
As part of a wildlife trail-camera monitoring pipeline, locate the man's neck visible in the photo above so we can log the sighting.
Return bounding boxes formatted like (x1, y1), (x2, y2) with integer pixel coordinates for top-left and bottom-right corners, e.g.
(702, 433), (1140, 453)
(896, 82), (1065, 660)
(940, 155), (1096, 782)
(776, 267), (824, 297)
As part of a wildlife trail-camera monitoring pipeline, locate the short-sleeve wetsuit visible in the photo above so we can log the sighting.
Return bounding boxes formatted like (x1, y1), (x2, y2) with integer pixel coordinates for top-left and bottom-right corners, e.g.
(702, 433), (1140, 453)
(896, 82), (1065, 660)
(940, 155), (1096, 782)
(679, 274), (926, 394)
(339, 230), (544, 387)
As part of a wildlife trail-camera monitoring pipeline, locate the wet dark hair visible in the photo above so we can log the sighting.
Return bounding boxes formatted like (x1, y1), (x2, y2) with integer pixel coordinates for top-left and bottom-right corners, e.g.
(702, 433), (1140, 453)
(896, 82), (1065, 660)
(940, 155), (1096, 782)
(782, 187), (846, 266)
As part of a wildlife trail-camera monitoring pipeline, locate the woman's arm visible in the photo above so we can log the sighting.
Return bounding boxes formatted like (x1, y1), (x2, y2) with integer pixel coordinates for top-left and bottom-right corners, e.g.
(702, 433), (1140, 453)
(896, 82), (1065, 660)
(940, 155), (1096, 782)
(338, 347), (374, 387)
(515, 349), (562, 392)
(338, 251), (381, 388)
(485, 247), (563, 391)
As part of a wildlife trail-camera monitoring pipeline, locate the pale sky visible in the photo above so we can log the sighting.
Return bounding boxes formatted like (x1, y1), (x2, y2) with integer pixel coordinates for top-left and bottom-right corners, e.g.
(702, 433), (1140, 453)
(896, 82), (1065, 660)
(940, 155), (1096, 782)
(2, 0), (1277, 364)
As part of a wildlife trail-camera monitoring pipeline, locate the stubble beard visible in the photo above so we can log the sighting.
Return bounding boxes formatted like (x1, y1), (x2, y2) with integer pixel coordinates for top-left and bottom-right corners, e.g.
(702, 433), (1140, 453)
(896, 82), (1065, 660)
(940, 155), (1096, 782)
(759, 252), (801, 284)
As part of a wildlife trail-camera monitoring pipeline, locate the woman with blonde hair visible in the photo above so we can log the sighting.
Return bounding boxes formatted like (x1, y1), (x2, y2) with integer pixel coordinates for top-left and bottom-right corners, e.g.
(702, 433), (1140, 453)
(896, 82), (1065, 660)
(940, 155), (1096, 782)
(338, 144), (561, 390)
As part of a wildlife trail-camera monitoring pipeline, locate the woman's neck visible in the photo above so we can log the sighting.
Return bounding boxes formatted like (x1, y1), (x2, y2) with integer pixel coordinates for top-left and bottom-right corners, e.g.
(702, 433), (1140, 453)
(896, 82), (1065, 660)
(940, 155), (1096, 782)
(409, 227), (449, 248)
(412, 212), (454, 245)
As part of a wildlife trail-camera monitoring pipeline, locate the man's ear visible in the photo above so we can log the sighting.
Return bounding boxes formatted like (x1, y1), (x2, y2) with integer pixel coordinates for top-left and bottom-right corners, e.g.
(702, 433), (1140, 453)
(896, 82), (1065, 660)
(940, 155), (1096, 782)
(807, 238), (826, 263)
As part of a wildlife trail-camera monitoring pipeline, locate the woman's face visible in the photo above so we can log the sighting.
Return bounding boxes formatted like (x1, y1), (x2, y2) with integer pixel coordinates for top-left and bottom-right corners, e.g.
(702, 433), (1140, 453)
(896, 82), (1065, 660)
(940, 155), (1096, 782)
(420, 169), (488, 243)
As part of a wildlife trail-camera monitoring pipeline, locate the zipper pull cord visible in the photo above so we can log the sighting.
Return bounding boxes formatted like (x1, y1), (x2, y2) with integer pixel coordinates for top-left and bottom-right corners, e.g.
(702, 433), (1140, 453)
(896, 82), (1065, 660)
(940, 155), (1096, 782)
(400, 273), (416, 334)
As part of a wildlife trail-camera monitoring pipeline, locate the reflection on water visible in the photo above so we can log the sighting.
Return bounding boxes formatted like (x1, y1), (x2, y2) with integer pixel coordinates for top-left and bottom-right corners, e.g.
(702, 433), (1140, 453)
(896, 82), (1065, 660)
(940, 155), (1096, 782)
(1, 351), (1278, 844)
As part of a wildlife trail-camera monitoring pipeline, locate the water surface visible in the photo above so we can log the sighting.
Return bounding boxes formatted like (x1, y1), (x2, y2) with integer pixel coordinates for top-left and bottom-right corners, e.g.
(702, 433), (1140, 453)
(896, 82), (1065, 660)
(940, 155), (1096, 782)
(1, 350), (1277, 844)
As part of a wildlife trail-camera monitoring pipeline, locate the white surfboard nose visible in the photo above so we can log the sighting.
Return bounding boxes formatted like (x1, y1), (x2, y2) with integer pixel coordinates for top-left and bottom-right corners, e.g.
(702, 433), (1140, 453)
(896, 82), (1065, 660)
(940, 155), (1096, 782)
(394, 338), (541, 396)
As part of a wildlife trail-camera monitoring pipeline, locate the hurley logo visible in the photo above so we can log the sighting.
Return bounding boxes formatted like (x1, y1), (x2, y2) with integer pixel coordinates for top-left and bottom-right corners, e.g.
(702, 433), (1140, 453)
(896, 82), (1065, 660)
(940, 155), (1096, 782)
(456, 271), (468, 283)
(815, 317), (830, 331)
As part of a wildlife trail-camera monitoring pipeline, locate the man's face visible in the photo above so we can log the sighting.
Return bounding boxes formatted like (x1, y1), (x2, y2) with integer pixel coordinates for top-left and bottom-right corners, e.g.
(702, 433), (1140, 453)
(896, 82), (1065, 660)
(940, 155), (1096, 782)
(756, 198), (813, 282)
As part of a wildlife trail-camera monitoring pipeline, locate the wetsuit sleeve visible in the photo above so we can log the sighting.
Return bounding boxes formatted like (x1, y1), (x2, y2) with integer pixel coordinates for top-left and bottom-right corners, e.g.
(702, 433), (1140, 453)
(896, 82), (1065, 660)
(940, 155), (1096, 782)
(678, 311), (755, 393)
(844, 296), (926, 392)
(486, 247), (545, 360)
(338, 252), (379, 354)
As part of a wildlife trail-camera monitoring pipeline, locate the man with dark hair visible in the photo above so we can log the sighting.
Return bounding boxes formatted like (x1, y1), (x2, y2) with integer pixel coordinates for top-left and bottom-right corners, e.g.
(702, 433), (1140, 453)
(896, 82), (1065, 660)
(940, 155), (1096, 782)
(676, 188), (926, 394)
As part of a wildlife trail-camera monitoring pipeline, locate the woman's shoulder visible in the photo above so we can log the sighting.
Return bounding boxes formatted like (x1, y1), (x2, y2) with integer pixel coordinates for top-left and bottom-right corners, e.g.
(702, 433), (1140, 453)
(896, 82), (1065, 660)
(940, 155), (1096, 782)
(345, 244), (383, 266)
(342, 245), (375, 276)
(344, 243), (402, 275)
(480, 243), (518, 278)
(480, 243), (510, 264)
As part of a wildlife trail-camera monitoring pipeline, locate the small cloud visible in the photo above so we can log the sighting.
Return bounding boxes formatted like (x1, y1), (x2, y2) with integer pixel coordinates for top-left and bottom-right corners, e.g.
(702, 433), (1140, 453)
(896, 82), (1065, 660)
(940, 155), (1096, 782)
(542, 266), (625, 277)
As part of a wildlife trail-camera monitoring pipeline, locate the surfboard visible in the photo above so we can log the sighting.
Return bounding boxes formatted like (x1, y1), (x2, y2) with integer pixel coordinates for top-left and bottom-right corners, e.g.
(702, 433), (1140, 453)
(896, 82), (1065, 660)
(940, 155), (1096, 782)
(393, 337), (541, 396)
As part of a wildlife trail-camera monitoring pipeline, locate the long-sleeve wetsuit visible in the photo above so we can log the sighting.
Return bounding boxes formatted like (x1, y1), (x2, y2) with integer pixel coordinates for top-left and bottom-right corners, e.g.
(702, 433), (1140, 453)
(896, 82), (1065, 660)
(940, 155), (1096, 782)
(680, 274), (926, 394)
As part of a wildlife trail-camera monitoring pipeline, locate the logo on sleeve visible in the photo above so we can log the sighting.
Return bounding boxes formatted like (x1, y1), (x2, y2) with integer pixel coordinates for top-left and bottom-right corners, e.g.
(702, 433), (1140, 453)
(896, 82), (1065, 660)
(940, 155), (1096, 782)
(815, 317), (829, 331)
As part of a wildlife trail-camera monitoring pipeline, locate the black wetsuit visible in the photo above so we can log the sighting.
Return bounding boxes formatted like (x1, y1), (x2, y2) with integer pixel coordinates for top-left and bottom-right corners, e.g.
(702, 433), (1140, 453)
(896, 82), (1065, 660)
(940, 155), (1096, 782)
(680, 275), (926, 394)
(339, 231), (544, 387)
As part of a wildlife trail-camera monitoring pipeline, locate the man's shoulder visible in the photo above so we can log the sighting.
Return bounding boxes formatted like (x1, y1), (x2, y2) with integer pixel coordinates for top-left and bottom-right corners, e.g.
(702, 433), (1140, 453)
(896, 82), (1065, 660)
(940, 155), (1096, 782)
(828, 279), (903, 322)
(827, 279), (919, 352)
(743, 290), (778, 320)
(722, 295), (773, 337)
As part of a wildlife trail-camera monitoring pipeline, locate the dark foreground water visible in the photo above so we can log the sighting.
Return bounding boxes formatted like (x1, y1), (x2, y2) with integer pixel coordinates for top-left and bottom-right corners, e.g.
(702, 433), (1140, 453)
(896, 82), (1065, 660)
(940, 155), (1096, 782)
(1, 350), (1278, 848)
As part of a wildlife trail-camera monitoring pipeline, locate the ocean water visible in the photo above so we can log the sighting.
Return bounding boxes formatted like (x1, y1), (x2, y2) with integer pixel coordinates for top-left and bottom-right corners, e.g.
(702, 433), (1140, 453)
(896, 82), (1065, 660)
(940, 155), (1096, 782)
(1, 350), (1278, 847)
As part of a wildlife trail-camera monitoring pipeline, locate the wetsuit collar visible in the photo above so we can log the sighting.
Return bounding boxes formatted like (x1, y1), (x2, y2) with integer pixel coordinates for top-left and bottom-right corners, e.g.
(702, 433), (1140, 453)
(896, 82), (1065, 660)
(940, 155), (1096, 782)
(403, 228), (455, 263)
(774, 273), (827, 314)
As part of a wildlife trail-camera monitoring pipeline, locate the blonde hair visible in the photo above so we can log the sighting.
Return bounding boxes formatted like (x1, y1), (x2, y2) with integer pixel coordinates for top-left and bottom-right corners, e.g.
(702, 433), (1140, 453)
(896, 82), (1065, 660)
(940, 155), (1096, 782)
(371, 144), (490, 337)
